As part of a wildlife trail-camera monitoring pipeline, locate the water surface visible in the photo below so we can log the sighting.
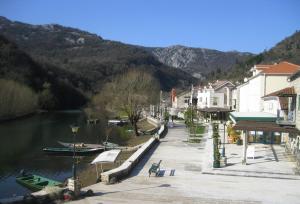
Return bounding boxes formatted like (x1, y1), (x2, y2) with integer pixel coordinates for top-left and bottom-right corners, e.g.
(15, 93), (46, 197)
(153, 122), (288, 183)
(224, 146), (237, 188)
(0, 111), (106, 198)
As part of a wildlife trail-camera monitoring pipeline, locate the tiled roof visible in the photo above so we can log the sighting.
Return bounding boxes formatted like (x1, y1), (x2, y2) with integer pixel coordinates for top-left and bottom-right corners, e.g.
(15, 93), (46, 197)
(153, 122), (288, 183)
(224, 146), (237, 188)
(263, 87), (296, 98)
(260, 61), (300, 74)
(211, 80), (234, 90)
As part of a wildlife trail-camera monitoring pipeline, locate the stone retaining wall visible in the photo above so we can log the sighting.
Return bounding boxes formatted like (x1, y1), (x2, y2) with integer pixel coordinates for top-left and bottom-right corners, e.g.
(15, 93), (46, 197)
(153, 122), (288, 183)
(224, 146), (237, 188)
(100, 122), (167, 184)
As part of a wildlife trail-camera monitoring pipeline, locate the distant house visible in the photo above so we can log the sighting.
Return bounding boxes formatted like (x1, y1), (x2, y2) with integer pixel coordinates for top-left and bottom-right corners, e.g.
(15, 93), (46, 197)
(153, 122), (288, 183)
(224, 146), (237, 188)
(237, 61), (300, 112)
(172, 90), (191, 109)
(196, 80), (235, 109)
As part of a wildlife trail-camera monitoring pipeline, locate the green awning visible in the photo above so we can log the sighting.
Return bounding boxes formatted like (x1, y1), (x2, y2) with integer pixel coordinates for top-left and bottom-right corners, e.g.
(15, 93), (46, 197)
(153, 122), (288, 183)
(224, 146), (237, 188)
(230, 112), (278, 123)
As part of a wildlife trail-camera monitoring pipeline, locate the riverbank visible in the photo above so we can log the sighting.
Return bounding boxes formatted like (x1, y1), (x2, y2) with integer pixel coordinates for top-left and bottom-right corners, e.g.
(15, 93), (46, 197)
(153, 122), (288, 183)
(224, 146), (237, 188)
(0, 111), (36, 123)
(76, 118), (157, 188)
(0, 112), (158, 201)
(78, 135), (152, 188)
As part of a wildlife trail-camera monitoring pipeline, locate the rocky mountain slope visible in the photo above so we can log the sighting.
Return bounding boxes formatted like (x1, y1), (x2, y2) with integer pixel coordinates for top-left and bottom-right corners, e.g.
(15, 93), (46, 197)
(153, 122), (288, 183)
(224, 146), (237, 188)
(147, 45), (253, 78)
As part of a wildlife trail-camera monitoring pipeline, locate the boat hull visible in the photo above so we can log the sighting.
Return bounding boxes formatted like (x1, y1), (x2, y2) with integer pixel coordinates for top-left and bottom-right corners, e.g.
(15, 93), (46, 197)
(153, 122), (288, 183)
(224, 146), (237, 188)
(16, 174), (62, 192)
(58, 141), (104, 149)
(43, 147), (104, 156)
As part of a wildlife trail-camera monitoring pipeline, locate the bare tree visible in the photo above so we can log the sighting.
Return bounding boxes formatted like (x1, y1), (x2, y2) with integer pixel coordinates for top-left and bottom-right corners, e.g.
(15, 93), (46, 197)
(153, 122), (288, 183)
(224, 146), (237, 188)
(98, 69), (160, 136)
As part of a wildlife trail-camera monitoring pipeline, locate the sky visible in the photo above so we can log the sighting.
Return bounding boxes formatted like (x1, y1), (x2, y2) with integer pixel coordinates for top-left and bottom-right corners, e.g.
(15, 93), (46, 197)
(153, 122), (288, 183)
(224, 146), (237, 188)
(0, 0), (299, 53)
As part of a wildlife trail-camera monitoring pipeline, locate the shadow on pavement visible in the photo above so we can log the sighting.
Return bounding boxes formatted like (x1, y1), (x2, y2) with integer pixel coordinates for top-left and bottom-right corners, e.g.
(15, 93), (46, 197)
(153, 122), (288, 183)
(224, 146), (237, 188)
(93, 183), (172, 196)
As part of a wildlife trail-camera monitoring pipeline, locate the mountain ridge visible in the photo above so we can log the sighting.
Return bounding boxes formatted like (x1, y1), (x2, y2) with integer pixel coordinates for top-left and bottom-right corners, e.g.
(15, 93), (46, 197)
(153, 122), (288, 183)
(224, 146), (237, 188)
(0, 16), (252, 83)
(0, 16), (197, 92)
(145, 44), (253, 79)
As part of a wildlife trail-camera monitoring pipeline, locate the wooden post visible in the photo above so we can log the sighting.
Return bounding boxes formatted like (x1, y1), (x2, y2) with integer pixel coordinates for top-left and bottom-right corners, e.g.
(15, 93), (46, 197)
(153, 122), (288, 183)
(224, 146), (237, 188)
(242, 130), (248, 165)
(96, 164), (99, 180)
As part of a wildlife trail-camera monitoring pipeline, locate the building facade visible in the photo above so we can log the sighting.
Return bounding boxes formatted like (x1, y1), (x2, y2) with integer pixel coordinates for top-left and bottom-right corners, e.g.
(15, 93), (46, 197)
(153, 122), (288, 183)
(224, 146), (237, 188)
(237, 62), (300, 112)
(196, 80), (235, 109)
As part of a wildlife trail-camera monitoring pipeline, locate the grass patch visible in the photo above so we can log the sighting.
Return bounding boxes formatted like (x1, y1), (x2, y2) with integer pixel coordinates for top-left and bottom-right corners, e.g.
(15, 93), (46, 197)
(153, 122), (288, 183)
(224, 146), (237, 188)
(189, 125), (205, 135)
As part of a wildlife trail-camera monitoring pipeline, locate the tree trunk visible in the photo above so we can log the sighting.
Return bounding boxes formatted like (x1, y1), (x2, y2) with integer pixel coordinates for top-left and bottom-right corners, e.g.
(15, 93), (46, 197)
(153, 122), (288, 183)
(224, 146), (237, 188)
(133, 121), (139, 137)
(130, 118), (139, 137)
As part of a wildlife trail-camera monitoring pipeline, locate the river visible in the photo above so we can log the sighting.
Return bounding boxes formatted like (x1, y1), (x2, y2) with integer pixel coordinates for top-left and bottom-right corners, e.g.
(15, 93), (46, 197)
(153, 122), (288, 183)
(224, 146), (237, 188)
(0, 111), (106, 198)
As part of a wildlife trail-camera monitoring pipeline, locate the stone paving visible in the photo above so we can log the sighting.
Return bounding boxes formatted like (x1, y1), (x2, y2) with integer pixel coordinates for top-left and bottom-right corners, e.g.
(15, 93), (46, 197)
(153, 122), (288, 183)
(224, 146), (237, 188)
(72, 121), (300, 204)
(202, 124), (300, 180)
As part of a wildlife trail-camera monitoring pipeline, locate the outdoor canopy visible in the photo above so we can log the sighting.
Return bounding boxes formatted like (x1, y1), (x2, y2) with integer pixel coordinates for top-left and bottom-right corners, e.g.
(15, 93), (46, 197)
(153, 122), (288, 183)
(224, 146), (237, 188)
(91, 149), (121, 164)
(91, 149), (121, 180)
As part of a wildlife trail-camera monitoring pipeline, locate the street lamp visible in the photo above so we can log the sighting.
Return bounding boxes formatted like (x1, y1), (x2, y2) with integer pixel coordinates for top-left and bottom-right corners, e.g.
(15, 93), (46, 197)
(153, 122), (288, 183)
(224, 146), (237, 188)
(70, 124), (79, 180)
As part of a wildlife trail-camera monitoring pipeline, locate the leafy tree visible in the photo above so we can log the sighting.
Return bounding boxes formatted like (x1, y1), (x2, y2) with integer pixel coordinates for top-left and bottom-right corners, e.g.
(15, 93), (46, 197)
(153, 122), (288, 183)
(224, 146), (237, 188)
(184, 106), (197, 127)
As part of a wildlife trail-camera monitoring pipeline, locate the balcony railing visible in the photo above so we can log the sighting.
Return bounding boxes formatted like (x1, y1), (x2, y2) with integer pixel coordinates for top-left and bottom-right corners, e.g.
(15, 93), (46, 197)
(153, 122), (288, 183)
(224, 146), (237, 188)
(276, 109), (296, 126)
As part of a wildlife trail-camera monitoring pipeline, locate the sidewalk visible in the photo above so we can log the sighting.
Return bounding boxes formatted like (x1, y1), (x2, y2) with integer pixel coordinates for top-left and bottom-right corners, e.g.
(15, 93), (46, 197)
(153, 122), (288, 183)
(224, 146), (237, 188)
(71, 121), (300, 204)
(202, 124), (300, 180)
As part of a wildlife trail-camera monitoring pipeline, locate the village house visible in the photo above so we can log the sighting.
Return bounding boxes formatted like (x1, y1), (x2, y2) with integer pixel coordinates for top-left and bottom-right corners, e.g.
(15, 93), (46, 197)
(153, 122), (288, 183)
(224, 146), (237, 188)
(262, 71), (300, 162)
(236, 61), (300, 113)
(229, 61), (300, 164)
(196, 80), (235, 109)
(171, 90), (191, 109)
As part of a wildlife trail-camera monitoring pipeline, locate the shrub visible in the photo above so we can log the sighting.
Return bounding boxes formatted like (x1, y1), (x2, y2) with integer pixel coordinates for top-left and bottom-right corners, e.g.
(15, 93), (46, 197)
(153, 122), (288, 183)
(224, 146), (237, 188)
(0, 79), (38, 120)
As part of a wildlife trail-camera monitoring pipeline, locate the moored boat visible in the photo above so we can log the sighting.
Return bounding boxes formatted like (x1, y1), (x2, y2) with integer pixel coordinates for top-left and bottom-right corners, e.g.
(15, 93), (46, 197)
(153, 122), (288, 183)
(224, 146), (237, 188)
(16, 172), (62, 191)
(43, 147), (104, 156)
(103, 142), (119, 149)
(58, 141), (104, 149)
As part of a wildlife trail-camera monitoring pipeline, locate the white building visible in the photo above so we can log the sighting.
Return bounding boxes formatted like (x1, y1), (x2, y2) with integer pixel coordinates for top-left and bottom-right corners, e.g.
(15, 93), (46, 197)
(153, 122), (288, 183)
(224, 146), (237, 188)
(237, 62), (300, 112)
(172, 90), (191, 109)
(197, 80), (235, 109)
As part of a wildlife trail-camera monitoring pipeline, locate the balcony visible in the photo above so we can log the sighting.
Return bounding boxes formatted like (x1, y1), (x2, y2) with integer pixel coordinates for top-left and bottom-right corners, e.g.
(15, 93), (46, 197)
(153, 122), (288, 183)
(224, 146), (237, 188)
(276, 109), (296, 126)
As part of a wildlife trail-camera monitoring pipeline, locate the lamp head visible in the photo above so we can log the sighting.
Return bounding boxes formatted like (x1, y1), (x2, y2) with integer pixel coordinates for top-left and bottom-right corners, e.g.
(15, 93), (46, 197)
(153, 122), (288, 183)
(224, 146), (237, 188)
(71, 124), (80, 133)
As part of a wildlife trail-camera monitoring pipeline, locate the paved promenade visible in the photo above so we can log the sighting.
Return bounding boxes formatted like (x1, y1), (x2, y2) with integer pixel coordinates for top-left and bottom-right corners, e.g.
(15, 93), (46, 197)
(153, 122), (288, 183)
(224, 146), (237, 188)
(72, 122), (300, 204)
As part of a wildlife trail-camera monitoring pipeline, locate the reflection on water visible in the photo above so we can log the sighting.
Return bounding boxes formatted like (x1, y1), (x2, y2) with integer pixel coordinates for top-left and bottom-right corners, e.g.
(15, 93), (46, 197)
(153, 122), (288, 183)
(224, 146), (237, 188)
(0, 111), (106, 198)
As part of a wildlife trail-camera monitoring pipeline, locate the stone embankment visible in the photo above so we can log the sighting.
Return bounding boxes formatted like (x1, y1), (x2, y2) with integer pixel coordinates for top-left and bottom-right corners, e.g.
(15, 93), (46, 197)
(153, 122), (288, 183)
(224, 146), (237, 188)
(101, 122), (167, 184)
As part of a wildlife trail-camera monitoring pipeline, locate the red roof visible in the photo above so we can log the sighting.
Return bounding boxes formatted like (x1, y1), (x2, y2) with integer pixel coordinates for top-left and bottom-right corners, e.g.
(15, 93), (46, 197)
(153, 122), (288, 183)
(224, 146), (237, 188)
(263, 87), (296, 98)
(260, 61), (300, 74)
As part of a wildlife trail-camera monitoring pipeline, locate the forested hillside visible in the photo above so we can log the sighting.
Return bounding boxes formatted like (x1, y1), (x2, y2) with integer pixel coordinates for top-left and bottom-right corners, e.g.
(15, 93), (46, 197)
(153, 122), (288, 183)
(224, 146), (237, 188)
(0, 16), (196, 92)
(206, 31), (300, 83)
(0, 34), (87, 111)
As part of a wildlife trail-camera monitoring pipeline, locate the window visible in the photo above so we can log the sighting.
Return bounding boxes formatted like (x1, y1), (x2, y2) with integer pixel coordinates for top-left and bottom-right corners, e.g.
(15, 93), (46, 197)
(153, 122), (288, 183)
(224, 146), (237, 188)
(213, 97), (218, 106)
(298, 95), (300, 111)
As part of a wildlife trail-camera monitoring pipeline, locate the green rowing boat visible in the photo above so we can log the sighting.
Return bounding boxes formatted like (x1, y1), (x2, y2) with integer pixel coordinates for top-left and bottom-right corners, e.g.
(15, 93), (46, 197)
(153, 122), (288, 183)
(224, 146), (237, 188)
(16, 173), (62, 191)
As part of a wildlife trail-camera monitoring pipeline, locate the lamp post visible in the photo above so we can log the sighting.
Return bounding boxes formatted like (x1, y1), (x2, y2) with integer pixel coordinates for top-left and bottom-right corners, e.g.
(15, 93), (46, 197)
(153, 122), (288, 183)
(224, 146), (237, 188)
(68, 124), (81, 196)
(71, 124), (79, 179)
(222, 122), (226, 157)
